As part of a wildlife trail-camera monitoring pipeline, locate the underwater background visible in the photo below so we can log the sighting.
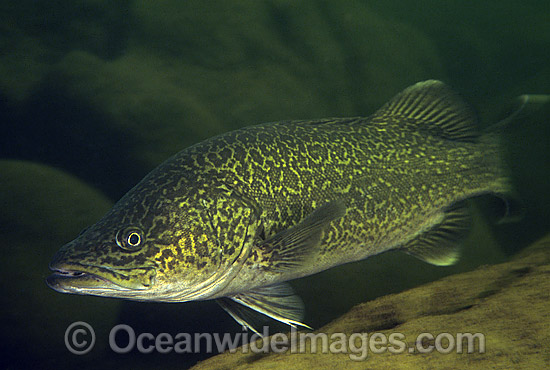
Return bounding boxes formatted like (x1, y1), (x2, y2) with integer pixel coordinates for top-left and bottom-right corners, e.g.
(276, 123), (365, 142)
(0, 1), (549, 369)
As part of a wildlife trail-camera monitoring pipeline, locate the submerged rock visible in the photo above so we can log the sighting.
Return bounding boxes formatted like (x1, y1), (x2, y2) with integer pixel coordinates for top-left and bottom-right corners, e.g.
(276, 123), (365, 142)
(0, 160), (120, 368)
(190, 233), (550, 369)
(0, 159), (113, 239)
(1, 0), (444, 197)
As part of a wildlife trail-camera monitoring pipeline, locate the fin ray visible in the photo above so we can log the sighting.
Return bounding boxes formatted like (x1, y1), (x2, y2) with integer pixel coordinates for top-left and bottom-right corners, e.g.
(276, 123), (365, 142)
(373, 80), (479, 142)
(259, 201), (346, 270)
(219, 283), (311, 335)
(216, 298), (270, 336)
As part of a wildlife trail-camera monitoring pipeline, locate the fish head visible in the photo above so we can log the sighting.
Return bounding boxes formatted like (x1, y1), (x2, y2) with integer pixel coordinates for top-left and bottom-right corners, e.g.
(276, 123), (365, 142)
(47, 172), (261, 302)
(46, 216), (160, 298)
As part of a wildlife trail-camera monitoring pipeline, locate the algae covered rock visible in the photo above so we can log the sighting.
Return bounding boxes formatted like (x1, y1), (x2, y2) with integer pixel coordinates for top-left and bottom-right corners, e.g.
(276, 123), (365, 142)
(190, 234), (550, 369)
(1, 0), (445, 197)
(0, 160), (120, 368)
(0, 159), (113, 239)
(0, 0), (130, 102)
(131, 0), (445, 115)
(44, 50), (225, 170)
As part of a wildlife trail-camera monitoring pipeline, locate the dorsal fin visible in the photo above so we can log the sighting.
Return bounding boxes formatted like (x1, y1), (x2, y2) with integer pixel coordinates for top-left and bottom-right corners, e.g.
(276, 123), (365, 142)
(372, 80), (479, 142)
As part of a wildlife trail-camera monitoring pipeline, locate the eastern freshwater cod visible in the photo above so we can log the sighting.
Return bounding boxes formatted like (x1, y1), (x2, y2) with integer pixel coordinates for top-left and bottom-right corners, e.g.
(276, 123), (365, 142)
(47, 80), (514, 334)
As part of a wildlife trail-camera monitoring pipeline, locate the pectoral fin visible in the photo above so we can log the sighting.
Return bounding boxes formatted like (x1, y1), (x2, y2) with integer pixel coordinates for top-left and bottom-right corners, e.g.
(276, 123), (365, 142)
(259, 201), (346, 270)
(217, 283), (311, 336)
(400, 204), (471, 266)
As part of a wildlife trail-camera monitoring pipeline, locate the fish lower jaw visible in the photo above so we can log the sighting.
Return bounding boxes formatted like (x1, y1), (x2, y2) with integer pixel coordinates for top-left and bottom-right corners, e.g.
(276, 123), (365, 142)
(46, 269), (131, 293)
(46, 262), (156, 293)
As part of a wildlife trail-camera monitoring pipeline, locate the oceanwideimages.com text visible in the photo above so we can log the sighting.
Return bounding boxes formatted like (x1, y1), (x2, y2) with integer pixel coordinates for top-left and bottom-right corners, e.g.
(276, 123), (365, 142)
(65, 322), (485, 361)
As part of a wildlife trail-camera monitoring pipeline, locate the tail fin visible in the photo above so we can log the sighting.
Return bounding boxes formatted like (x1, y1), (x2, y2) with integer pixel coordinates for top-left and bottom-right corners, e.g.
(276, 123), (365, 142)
(480, 103), (528, 223)
(480, 93), (550, 222)
(484, 94), (550, 133)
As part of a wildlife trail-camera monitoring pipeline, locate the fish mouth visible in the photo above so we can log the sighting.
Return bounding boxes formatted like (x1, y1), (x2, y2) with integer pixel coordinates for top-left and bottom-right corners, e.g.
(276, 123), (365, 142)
(46, 262), (157, 294)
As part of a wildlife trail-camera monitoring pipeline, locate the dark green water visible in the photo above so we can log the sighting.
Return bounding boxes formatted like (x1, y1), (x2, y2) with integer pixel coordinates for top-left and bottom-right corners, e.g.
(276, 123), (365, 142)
(1, 1), (549, 369)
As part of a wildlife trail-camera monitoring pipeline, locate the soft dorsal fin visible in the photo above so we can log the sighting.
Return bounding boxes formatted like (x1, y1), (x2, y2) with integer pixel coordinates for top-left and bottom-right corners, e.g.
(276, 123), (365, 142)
(372, 80), (479, 142)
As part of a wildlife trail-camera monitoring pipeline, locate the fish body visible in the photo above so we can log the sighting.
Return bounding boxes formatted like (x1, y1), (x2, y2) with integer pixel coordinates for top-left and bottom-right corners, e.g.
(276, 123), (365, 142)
(47, 81), (512, 332)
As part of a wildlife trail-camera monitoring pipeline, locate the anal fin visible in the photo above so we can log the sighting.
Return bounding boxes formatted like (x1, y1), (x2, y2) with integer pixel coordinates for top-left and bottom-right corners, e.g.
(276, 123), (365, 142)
(217, 283), (311, 336)
(401, 204), (471, 266)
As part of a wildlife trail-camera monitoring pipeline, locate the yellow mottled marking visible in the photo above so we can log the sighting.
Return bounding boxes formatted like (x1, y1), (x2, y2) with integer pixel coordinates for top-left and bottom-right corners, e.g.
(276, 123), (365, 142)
(178, 236), (196, 257)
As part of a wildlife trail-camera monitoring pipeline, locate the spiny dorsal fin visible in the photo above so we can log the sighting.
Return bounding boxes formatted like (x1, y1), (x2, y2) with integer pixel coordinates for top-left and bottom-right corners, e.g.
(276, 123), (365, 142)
(373, 80), (479, 142)
(400, 204), (471, 266)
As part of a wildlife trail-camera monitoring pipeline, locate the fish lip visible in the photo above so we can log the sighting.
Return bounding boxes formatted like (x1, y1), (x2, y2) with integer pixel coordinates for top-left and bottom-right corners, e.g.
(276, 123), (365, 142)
(46, 268), (126, 291)
(47, 262), (156, 292)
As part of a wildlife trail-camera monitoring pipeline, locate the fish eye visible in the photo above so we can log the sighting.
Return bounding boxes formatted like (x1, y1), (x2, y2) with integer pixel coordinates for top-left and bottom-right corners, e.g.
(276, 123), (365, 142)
(127, 232), (141, 246)
(116, 226), (145, 251)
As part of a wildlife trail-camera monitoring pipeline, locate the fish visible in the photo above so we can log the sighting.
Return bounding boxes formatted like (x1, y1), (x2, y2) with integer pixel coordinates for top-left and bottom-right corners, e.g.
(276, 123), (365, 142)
(47, 80), (514, 334)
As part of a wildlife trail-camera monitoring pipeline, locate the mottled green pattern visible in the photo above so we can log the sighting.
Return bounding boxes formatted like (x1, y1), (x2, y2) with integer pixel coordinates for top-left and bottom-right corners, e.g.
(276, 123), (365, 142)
(48, 81), (510, 303)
